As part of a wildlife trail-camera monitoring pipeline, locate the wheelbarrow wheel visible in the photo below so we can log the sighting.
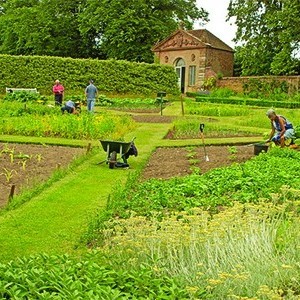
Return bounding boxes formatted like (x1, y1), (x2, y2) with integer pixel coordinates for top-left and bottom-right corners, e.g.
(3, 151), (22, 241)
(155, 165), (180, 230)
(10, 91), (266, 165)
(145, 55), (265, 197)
(109, 151), (117, 169)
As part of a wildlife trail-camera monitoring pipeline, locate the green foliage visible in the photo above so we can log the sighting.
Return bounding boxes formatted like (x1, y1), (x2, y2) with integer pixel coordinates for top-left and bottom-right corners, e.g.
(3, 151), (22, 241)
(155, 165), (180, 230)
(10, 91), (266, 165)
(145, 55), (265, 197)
(0, 0), (208, 62)
(0, 55), (180, 96)
(98, 96), (167, 109)
(0, 0), (96, 58)
(243, 78), (289, 99)
(184, 100), (252, 116)
(294, 125), (300, 138)
(229, 1), (300, 75)
(210, 88), (236, 98)
(85, 148), (300, 250)
(0, 253), (190, 299)
(169, 118), (262, 139)
(202, 77), (217, 90)
(3, 91), (47, 103)
(0, 112), (137, 140)
(79, 0), (208, 62)
(195, 96), (300, 109)
(114, 149), (300, 214)
(0, 101), (57, 117)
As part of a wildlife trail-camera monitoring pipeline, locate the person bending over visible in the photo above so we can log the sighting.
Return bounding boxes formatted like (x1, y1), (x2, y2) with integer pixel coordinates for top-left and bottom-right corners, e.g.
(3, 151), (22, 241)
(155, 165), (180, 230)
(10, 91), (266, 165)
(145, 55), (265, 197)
(266, 109), (294, 147)
(61, 100), (78, 114)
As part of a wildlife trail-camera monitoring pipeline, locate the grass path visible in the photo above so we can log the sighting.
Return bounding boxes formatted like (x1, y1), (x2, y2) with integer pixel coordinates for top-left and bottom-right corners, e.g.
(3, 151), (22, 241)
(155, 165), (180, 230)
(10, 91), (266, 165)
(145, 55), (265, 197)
(0, 123), (169, 262)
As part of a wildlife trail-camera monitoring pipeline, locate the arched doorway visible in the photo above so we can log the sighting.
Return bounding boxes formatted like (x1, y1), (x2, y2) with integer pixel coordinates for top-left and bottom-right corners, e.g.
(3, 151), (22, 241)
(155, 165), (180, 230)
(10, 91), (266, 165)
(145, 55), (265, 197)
(175, 58), (186, 93)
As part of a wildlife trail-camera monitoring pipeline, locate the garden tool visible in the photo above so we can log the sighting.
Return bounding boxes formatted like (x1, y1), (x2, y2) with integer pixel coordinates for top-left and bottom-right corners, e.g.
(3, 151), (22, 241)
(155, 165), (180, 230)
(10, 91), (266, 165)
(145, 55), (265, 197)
(199, 123), (209, 162)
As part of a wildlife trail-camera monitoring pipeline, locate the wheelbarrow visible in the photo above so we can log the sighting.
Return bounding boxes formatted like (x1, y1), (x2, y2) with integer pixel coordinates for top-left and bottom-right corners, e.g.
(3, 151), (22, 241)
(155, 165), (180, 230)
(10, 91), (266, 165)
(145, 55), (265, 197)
(99, 138), (137, 169)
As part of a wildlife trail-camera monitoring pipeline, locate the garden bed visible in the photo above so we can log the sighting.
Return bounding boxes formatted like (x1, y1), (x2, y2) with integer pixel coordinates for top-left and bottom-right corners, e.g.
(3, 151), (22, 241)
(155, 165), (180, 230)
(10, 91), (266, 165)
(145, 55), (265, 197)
(0, 143), (85, 207)
(141, 145), (255, 180)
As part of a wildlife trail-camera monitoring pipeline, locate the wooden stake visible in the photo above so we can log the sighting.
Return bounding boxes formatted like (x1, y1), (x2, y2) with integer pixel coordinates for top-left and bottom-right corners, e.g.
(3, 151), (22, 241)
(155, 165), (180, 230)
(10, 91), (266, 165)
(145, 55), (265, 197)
(180, 94), (185, 116)
(8, 184), (15, 202)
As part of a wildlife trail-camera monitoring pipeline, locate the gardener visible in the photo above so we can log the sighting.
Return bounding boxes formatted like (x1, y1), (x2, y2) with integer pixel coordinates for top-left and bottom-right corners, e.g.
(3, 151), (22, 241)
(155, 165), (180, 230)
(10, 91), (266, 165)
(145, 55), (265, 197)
(52, 80), (64, 106)
(61, 100), (78, 114)
(265, 109), (295, 147)
(85, 79), (98, 113)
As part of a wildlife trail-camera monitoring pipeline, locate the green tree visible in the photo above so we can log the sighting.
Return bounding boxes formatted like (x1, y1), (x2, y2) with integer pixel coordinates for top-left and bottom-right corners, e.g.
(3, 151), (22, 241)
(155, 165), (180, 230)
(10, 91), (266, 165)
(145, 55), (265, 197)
(0, 0), (89, 58)
(79, 0), (208, 62)
(228, 0), (300, 75)
(0, 0), (207, 61)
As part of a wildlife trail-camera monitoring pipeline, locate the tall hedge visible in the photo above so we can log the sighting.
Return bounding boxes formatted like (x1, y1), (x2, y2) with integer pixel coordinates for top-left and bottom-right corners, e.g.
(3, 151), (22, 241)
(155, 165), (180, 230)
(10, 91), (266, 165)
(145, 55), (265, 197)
(0, 55), (180, 96)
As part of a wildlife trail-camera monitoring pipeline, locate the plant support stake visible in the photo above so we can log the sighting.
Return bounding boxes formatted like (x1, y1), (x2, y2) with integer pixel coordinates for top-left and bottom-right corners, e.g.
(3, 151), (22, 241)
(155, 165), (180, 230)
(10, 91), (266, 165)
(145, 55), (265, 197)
(199, 123), (209, 162)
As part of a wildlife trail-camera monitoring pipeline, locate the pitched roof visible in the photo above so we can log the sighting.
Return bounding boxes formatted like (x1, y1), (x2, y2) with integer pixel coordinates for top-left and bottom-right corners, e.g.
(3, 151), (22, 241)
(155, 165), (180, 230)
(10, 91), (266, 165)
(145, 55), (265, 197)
(152, 29), (234, 52)
(186, 29), (233, 52)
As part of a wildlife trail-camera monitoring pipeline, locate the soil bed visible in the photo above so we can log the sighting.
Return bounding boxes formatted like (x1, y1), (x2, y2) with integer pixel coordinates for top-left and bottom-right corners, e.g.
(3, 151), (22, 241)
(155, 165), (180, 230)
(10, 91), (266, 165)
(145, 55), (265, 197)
(141, 145), (255, 180)
(0, 140), (256, 207)
(0, 143), (85, 207)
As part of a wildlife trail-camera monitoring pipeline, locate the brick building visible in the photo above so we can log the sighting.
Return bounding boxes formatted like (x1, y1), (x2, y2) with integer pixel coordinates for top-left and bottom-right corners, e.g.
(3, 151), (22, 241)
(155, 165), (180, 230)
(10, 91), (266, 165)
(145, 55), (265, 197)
(152, 29), (234, 93)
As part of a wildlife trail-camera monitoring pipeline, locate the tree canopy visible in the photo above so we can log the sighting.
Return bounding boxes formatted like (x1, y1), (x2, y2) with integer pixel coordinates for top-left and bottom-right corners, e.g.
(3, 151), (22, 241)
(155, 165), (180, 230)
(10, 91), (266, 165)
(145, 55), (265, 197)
(0, 0), (208, 62)
(228, 0), (300, 75)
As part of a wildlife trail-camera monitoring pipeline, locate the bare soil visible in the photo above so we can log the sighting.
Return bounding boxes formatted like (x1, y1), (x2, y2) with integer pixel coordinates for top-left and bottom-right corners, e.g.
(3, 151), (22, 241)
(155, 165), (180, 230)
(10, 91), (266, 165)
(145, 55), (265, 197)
(131, 114), (256, 180)
(141, 145), (255, 180)
(0, 143), (85, 207)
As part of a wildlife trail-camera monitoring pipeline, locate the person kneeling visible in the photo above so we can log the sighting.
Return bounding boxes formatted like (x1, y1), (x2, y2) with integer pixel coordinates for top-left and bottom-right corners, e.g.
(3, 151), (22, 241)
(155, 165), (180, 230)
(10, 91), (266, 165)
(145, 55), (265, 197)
(265, 109), (295, 147)
(61, 100), (78, 114)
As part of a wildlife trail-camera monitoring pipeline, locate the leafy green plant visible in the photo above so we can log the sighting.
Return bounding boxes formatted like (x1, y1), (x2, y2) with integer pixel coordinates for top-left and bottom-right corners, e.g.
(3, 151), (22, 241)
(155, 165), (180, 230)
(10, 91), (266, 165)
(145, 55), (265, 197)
(0, 252), (191, 299)
(202, 77), (217, 90)
(0, 112), (137, 140)
(227, 146), (238, 161)
(243, 78), (289, 99)
(227, 145), (237, 154)
(3, 91), (47, 103)
(210, 87), (235, 98)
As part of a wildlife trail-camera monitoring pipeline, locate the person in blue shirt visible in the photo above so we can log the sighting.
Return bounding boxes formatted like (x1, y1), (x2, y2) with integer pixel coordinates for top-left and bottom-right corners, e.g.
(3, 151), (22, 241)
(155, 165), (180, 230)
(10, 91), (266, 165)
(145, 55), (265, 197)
(266, 109), (295, 147)
(61, 100), (78, 114)
(85, 79), (98, 112)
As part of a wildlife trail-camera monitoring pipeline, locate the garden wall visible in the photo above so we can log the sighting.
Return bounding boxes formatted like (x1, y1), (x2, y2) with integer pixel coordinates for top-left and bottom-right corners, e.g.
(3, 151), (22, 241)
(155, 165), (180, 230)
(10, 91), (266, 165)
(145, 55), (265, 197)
(217, 76), (300, 94)
(0, 55), (180, 96)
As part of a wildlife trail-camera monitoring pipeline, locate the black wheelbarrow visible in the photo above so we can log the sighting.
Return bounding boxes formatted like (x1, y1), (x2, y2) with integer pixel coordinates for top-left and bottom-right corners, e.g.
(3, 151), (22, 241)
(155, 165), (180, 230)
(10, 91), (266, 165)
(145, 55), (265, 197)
(99, 138), (137, 169)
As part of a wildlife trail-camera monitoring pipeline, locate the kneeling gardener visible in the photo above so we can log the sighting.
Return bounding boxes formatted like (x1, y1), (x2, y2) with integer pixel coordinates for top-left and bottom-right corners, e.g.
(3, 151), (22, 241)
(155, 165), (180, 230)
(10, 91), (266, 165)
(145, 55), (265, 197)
(266, 109), (295, 147)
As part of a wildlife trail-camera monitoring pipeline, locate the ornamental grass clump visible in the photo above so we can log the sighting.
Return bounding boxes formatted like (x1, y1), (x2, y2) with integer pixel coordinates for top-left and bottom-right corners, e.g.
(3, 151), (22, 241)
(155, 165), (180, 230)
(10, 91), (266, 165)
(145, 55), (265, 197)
(99, 201), (300, 299)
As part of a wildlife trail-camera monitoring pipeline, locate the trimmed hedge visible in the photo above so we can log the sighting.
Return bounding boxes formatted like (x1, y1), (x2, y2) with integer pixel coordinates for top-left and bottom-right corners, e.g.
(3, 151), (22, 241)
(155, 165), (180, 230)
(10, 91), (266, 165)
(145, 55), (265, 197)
(195, 96), (300, 108)
(0, 55), (179, 96)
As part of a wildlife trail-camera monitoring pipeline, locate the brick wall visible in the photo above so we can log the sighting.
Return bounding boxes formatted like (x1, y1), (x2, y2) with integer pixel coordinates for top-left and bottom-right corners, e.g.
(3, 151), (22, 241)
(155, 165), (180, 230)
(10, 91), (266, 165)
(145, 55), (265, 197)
(206, 48), (234, 77)
(217, 76), (300, 93)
